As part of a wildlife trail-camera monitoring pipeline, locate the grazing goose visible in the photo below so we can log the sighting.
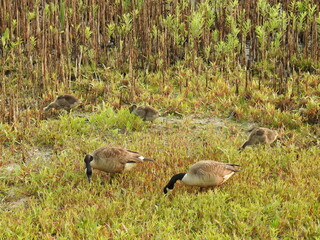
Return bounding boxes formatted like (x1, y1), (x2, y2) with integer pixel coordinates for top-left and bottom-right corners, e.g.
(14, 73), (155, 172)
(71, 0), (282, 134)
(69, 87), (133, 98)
(84, 146), (154, 183)
(240, 127), (279, 150)
(43, 94), (80, 112)
(129, 105), (159, 121)
(163, 160), (240, 194)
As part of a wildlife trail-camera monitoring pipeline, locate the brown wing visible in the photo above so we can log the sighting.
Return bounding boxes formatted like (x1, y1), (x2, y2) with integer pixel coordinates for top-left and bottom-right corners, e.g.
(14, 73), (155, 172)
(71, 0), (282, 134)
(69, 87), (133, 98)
(134, 107), (147, 118)
(254, 128), (265, 136)
(266, 130), (278, 142)
(121, 148), (145, 163)
(188, 161), (222, 185)
(189, 160), (237, 183)
(55, 98), (70, 108)
(91, 146), (143, 173)
(57, 95), (78, 105)
(95, 146), (143, 164)
(126, 149), (139, 154)
(144, 106), (158, 114)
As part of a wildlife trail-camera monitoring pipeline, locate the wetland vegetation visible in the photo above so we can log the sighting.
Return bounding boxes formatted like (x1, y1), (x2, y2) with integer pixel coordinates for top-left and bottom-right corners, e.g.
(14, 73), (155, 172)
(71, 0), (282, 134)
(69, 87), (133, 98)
(0, 0), (319, 238)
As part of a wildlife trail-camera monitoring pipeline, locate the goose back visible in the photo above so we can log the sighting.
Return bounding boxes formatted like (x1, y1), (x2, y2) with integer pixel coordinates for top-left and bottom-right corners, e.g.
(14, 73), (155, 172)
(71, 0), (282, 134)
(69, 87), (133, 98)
(248, 127), (278, 144)
(44, 94), (79, 111)
(56, 95), (78, 107)
(91, 146), (145, 173)
(182, 160), (239, 187)
(241, 127), (278, 150)
(130, 105), (159, 121)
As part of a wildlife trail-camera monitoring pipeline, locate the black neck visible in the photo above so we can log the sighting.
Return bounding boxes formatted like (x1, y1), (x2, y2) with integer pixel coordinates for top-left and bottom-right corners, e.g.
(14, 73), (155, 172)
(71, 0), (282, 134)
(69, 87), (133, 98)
(163, 173), (185, 193)
(85, 162), (92, 183)
(240, 141), (248, 150)
(84, 155), (93, 182)
(85, 161), (92, 174)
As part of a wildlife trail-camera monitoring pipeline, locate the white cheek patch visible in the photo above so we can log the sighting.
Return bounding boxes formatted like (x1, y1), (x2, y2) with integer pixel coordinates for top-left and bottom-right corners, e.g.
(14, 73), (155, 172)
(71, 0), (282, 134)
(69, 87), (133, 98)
(138, 156), (144, 160)
(165, 188), (173, 194)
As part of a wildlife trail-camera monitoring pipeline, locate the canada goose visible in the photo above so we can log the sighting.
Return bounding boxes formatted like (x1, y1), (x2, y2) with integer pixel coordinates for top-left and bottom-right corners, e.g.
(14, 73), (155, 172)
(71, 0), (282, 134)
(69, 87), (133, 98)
(163, 160), (240, 194)
(129, 105), (159, 121)
(84, 146), (154, 183)
(43, 94), (80, 112)
(240, 127), (279, 150)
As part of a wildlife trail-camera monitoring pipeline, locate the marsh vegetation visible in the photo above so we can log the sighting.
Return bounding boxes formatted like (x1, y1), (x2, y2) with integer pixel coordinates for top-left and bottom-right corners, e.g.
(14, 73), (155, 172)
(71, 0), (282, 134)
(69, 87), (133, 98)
(0, 0), (319, 238)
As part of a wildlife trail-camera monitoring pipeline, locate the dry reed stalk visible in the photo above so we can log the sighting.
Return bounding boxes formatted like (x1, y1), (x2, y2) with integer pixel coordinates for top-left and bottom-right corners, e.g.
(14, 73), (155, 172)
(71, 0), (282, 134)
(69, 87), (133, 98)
(0, 0), (320, 124)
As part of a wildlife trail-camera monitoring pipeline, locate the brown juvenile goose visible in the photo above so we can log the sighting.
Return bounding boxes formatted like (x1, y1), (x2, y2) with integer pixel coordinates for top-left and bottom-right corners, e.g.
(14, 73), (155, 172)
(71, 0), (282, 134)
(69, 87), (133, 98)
(43, 94), (80, 112)
(84, 146), (154, 183)
(129, 104), (159, 121)
(163, 160), (240, 194)
(239, 127), (279, 150)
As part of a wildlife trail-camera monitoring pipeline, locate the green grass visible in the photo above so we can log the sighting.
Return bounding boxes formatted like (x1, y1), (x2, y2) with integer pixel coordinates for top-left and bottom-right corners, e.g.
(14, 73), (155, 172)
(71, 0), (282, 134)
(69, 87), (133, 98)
(0, 104), (319, 239)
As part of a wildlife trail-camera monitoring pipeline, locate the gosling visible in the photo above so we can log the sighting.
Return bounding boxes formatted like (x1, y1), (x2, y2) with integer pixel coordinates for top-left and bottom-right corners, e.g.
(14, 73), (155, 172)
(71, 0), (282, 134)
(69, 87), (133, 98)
(84, 146), (154, 183)
(129, 104), (159, 121)
(43, 94), (80, 112)
(163, 160), (240, 194)
(239, 127), (279, 151)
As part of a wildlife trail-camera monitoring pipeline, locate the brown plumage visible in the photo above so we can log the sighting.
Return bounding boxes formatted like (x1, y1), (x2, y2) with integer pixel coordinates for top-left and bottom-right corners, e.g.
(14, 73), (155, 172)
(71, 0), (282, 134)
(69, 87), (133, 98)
(129, 105), (159, 121)
(84, 146), (154, 183)
(240, 127), (279, 150)
(163, 160), (240, 193)
(43, 94), (80, 112)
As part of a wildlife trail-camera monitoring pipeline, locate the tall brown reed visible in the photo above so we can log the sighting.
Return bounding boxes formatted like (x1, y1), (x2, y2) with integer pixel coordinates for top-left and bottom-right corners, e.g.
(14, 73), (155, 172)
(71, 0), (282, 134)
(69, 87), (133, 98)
(0, 0), (319, 124)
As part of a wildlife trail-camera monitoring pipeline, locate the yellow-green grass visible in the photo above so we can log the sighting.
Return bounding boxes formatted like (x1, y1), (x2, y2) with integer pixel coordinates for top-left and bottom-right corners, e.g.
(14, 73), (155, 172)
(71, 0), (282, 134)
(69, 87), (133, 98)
(0, 106), (319, 239)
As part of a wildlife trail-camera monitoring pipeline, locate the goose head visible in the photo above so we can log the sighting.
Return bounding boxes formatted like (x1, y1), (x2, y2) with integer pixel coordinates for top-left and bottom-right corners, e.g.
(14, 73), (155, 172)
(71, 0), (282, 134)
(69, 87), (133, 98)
(129, 104), (137, 113)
